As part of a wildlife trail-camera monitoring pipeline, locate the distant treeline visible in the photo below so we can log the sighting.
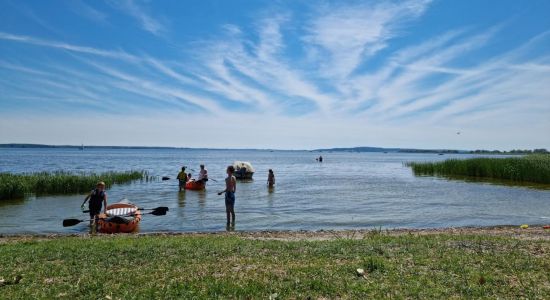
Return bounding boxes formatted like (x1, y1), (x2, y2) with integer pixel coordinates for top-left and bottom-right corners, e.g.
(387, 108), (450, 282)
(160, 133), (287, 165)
(398, 149), (461, 154)
(0, 143), (184, 150)
(469, 149), (548, 154)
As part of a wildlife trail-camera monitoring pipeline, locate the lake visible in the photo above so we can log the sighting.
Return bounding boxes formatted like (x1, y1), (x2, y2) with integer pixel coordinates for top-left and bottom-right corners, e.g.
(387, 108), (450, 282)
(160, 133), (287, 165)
(1, 148), (549, 234)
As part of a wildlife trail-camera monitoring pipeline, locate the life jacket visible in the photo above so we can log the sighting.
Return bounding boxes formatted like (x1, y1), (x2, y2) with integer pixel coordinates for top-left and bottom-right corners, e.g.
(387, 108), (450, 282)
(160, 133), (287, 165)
(90, 189), (106, 207)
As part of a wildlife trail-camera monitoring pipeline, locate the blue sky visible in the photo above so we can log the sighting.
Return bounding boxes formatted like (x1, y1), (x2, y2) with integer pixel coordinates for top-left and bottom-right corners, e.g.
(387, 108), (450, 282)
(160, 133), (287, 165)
(0, 0), (549, 149)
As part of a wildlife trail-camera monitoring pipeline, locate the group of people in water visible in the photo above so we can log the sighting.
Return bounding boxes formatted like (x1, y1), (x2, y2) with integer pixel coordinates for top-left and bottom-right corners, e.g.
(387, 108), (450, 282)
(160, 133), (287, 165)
(175, 164), (275, 226)
(80, 164), (277, 229)
(176, 164), (209, 191)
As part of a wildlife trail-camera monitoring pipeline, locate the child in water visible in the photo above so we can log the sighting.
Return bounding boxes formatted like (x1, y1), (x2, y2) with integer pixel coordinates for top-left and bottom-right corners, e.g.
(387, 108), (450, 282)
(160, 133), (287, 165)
(218, 166), (236, 226)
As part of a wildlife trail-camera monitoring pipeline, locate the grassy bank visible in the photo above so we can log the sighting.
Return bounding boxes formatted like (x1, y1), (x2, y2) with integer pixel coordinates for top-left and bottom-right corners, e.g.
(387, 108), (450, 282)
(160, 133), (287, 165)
(0, 171), (146, 200)
(407, 154), (550, 185)
(0, 231), (548, 299)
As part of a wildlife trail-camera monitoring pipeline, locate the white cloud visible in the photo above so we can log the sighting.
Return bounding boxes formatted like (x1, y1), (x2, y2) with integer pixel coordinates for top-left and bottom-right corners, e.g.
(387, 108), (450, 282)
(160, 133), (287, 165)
(305, 0), (431, 79)
(68, 0), (109, 24)
(1, 1), (549, 149)
(108, 0), (166, 36)
(0, 32), (138, 61)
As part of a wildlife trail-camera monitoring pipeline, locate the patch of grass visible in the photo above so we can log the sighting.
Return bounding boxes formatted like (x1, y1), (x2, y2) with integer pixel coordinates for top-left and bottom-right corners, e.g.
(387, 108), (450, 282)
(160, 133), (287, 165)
(0, 233), (548, 299)
(406, 154), (550, 185)
(0, 171), (147, 200)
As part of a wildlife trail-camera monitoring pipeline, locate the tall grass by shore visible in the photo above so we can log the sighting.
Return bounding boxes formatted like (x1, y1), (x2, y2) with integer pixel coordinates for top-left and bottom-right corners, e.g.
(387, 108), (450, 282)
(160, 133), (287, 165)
(0, 171), (147, 200)
(406, 154), (550, 184)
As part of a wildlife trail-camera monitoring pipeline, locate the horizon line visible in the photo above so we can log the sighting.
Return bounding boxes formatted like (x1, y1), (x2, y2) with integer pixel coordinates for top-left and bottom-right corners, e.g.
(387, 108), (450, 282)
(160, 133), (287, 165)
(1, 143), (547, 152)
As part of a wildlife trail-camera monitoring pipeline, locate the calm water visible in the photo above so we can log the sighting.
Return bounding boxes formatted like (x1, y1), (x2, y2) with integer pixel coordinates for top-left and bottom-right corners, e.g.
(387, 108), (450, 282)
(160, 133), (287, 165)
(1, 148), (549, 234)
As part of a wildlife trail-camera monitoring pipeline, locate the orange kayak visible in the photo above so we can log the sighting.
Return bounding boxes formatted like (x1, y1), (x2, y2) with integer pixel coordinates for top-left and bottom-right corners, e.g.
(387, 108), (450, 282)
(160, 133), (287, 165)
(185, 180), (205, 190)
(97, 202), (142, 233)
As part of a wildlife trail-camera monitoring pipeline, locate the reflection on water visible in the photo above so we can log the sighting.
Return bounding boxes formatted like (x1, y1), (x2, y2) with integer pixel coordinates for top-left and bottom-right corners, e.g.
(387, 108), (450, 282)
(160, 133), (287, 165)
(0, 197), (25, 208)
(197, 190), (207, 207)
(177, 191), (186, 208)
(0, 148), (549, 234)
(430, 174), (550, 190)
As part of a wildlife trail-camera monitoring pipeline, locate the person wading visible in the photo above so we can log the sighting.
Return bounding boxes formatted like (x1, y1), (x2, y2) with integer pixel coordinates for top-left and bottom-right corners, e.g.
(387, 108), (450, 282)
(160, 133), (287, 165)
(177, 166), (187, 191)
(218, 166), (236, 227)
(197, 164), (208, 184)
(267, 169), (275, 188)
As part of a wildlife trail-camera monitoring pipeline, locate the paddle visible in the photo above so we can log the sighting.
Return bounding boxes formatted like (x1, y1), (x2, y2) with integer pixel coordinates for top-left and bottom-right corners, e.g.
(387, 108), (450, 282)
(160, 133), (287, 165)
(63, 218), (91, 227)
(63, 215), (135, 227)
(165, 175), (217, 182)
(66, 207), (169, 227)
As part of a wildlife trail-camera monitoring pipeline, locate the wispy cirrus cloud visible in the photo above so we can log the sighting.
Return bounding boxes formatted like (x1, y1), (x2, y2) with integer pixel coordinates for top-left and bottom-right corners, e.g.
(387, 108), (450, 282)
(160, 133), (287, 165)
(4, 0), (63, 35)
(67, 0), (109, 25)
(0, 0), (548, 148)
(305, 0), (431, 79)
(108, 0), (166, 36)
(0, 32), (138, 61)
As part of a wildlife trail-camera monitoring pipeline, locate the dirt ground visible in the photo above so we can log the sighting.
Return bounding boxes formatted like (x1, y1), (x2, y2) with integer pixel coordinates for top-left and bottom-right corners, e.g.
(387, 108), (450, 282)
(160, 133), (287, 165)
(1, 225), (549, 244)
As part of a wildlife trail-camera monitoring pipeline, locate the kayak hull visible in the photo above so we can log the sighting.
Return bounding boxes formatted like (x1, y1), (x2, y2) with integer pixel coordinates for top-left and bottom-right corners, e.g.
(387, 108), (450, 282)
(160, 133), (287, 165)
(185, 180), (205, 190)
(98, 203), (141, 233)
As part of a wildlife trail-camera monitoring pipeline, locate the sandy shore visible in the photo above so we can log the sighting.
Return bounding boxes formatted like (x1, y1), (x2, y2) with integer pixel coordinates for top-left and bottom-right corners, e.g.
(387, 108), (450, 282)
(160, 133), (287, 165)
(1, 225), (549, 243)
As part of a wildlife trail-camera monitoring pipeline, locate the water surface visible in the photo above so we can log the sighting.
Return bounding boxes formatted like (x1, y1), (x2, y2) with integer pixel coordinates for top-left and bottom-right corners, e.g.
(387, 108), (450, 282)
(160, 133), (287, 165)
(1, 148), (549, 234)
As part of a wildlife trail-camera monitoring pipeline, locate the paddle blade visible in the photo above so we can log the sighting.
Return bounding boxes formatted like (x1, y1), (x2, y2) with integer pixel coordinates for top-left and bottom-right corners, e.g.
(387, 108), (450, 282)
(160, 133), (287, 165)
(63, 219), (83, 227)
(151, 208), (168, 216)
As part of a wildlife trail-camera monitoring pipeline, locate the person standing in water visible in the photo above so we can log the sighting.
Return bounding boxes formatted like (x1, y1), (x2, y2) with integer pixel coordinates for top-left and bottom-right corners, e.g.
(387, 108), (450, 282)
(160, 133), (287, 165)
(177, 166), (187, 191)
(81, 181), (108, 230)
(197, 164), (208, 183)
(267, 169), (275, 188)
(218, 166), (236, 226)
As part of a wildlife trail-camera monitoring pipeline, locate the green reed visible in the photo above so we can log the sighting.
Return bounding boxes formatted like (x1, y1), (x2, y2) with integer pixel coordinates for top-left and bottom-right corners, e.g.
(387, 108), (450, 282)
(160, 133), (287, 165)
(0, 170), (146, 200)
(406, 154), (550, 184)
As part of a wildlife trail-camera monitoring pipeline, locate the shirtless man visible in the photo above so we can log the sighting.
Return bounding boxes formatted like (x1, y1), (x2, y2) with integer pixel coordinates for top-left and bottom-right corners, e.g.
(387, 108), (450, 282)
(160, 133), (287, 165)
(218, 166), (236, 226)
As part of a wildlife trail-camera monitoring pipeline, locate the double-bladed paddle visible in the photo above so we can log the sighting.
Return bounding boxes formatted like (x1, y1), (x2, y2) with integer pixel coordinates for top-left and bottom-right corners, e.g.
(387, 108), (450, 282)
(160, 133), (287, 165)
(64, 207), (169, 227)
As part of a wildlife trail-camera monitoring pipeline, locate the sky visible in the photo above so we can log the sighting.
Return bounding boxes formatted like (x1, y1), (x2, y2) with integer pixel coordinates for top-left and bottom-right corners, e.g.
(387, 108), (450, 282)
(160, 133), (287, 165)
(0, 0), (549, 150)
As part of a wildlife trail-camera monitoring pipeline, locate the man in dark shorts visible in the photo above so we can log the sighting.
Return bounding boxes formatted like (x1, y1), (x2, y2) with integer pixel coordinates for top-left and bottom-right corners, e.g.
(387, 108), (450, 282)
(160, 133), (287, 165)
(218, 166), (236, 227)
(81, 181), (108, 230)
